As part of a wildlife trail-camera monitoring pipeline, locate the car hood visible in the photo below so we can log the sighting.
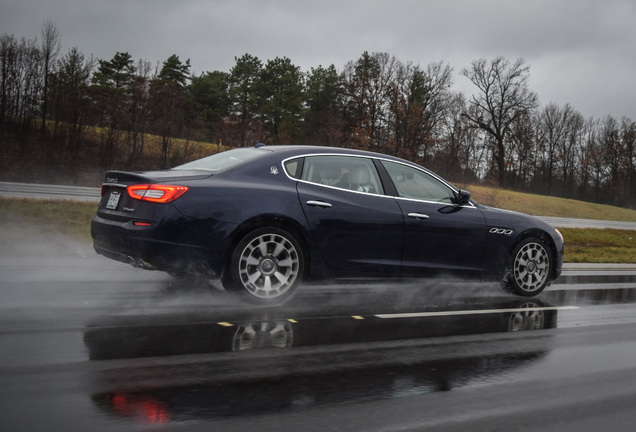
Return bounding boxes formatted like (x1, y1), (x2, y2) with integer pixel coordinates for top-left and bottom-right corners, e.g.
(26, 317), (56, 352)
(477, 203), (557, 232)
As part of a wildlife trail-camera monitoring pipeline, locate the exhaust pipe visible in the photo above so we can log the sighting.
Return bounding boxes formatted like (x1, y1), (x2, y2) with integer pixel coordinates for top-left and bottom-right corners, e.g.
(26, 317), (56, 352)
(128, 256), (156, 270)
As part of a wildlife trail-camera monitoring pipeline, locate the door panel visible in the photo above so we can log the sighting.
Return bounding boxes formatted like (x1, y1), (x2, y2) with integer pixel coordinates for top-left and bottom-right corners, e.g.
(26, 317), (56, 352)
(396, 199), (487, 274)
(379, 159), (487, 275)
(297, 181), (403, 272)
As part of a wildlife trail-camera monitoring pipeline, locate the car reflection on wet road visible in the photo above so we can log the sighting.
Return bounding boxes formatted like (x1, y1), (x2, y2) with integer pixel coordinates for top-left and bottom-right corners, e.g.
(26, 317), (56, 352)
(2, 244), (636, 431)
(85, 295), (562, 422)
(84, 295), (561, 359)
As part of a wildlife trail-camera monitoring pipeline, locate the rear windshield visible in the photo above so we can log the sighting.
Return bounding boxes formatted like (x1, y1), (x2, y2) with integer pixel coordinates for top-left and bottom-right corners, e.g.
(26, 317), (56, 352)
(173, 148), (263, 172)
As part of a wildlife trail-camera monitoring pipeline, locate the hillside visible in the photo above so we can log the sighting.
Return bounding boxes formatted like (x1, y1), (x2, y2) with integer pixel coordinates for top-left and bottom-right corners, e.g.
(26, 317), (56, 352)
(467, 185), (636, 222)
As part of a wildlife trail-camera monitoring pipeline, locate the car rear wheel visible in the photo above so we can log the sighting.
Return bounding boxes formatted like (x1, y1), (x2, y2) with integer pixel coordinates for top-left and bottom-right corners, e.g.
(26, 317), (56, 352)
(225, 227), (304, 304)
(503, 237), (552, 297)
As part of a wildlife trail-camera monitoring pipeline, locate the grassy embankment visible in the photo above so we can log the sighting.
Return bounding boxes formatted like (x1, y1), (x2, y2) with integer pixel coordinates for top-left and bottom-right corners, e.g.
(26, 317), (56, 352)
(467, 185), (636, 263)
(1, 185), (635, 263)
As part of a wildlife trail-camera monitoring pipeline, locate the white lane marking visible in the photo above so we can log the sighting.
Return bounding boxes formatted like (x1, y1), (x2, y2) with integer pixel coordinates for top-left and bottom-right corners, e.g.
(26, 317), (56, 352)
(375, 306), (579, 319)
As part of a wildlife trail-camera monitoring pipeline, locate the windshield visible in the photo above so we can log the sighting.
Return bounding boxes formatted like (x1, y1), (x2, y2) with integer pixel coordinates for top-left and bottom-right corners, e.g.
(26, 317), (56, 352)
(173, 148), (263, 172)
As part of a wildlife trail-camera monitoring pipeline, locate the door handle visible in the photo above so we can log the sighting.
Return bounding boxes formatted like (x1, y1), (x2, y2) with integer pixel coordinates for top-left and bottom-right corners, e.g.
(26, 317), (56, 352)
(408, 212), (429, 220)
(307, 200), (332, 208)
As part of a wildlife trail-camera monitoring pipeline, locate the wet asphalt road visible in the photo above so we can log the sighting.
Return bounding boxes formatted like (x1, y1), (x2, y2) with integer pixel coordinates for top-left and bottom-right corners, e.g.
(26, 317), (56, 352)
(2, 230), (636, 431)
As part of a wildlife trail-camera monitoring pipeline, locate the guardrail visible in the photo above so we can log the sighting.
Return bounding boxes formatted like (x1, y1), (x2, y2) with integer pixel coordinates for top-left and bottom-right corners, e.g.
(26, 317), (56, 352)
(0, 182), (101, 202)
(539, 216), (636, 230)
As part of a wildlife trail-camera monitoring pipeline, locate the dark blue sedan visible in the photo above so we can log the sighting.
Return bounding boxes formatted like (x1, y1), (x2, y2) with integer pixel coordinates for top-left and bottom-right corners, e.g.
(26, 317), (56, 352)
(91, 145), (564, 304)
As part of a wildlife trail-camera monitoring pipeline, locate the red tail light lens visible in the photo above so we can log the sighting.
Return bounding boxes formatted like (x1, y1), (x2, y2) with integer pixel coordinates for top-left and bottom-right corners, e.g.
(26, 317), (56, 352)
(127, 184), (189, 203)
(133, 221), (152, 227)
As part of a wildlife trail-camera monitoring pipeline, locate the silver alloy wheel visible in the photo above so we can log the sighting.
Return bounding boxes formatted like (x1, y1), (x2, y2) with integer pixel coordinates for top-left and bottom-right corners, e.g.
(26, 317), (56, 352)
(238, 233), (300, 299)
(512, 242), (550, 293)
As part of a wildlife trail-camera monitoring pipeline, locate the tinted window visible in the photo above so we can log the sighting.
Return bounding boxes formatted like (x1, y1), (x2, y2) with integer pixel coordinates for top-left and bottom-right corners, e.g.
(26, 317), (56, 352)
(381, 160), (455, 203)
(284, 158), (302, 179)
(301, 156), (384, 195)
(174, 148), (263, 172)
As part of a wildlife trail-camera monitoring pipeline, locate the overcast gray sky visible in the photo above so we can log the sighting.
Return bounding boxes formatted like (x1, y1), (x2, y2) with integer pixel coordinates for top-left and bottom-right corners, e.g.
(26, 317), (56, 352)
(2, 0), (634, 120)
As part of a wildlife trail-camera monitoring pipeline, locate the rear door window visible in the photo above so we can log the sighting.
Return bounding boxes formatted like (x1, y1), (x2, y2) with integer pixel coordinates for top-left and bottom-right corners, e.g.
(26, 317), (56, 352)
(284, 158), (303, 179)
(300, 156), (385, 195)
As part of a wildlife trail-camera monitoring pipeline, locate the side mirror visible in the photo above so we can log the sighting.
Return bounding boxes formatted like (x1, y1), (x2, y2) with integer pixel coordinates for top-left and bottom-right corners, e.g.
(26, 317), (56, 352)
(455, 189), (471, 206)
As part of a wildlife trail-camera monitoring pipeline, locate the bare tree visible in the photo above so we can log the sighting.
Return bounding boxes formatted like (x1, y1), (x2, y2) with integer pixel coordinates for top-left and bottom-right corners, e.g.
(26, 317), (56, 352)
(40, 20), (61, 130)
(578, 118), (600, 201)
(0, 36), (42, 130)
(536, 103), (563, 194)
(622, 118), (636, 207)
(0, 34), (15, 125)
(508, 112), (536, 188)
(535, 103), (585, 195)
(461, 57), (538, 186)
(600, 116), (622, 204)
(559, 106), (585, 195)
(437, 92), (468, 179)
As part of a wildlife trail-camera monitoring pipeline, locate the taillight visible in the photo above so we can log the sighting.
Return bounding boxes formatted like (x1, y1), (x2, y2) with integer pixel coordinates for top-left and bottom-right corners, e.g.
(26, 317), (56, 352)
(127, 184), (189, 203)
(133, 221), (152, 227)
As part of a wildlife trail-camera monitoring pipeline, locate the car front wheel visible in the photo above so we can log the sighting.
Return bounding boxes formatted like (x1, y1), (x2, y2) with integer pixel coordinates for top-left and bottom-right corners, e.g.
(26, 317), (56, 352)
(225, 227), (304, 304)
(503, 237), (552, 297)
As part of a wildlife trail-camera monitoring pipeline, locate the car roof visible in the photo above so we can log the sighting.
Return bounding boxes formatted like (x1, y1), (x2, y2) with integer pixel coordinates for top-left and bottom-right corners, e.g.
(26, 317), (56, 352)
(257, 145), (406, 162)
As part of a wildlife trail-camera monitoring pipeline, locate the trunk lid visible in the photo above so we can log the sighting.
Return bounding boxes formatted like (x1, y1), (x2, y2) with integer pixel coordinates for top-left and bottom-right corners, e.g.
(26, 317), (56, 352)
(97, 169), (211, 221)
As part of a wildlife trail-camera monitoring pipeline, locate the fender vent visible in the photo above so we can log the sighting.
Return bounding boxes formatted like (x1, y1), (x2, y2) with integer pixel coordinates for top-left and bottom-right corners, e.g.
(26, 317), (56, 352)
(489, 227), (514, 235)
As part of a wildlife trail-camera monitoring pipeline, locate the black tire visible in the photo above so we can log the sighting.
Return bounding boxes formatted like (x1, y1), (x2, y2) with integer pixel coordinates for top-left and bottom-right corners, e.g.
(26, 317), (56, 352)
(224, 227), (304, 304)
(502, 237), (552, 297)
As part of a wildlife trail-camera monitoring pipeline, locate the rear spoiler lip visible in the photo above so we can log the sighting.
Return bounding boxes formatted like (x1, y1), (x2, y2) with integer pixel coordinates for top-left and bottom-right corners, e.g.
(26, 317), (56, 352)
(102, 169), (213, 186)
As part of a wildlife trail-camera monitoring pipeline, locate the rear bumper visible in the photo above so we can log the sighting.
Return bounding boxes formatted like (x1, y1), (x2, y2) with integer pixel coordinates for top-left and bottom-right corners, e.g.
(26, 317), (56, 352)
(91, 215), (232, 277)
(92, 239), (215, 276)
(93, 243), (139, 267)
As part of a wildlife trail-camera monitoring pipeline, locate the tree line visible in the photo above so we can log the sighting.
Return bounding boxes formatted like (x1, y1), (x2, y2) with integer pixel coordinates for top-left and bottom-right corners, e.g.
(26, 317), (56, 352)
(1, 22), (635, 208)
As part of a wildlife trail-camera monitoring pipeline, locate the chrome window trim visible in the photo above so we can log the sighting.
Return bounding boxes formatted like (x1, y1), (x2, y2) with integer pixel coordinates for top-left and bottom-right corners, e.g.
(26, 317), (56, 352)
(393, 195), (476, 209)
(295, 180), (396, 199)
(281, 152), (477, 208)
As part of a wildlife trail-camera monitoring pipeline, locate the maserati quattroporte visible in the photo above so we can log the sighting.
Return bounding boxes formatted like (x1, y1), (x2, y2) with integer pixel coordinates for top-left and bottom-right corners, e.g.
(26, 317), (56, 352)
(91, 145), (564, 303)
